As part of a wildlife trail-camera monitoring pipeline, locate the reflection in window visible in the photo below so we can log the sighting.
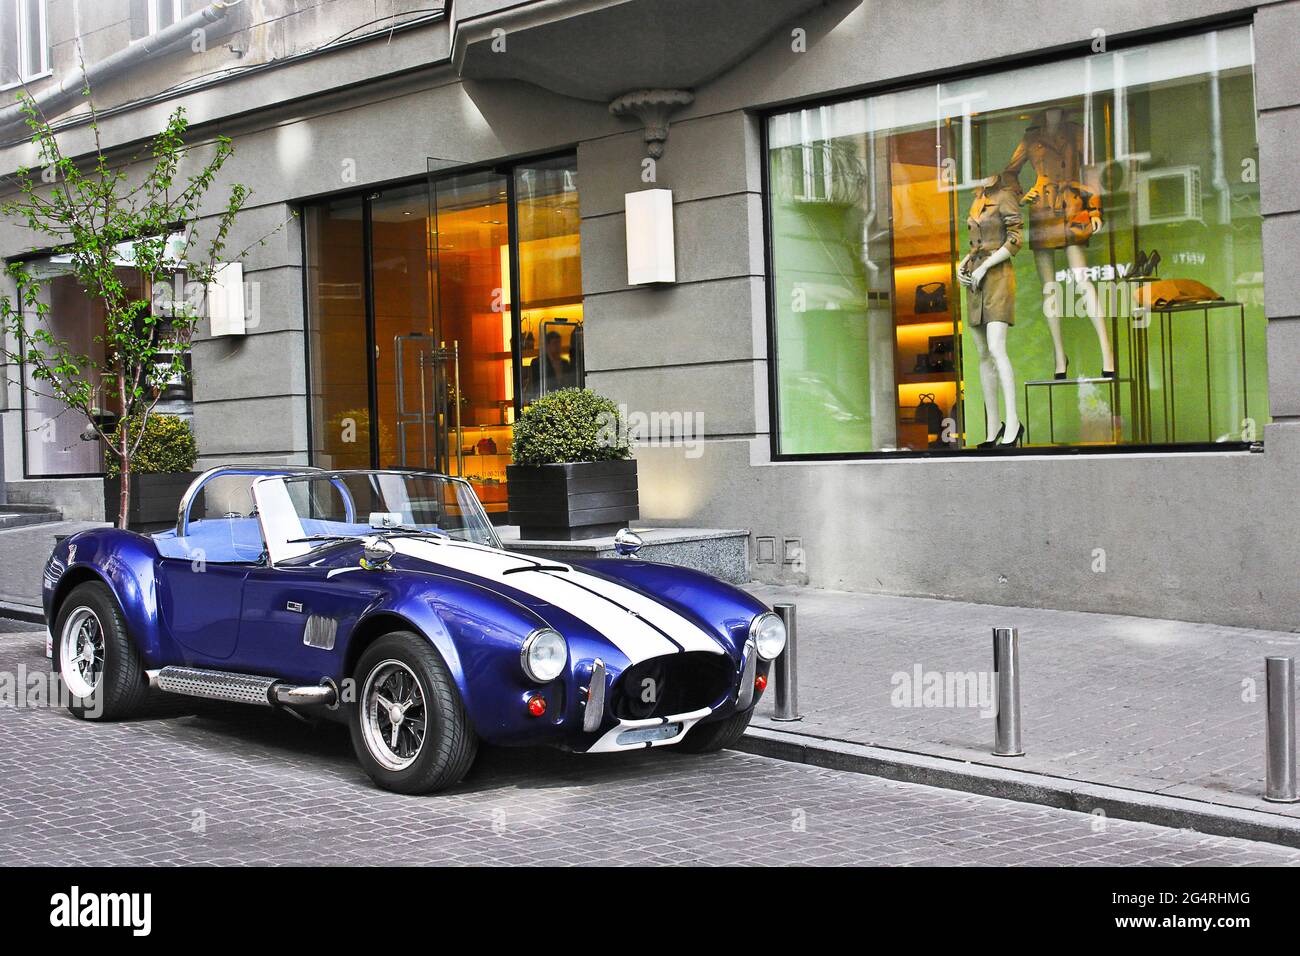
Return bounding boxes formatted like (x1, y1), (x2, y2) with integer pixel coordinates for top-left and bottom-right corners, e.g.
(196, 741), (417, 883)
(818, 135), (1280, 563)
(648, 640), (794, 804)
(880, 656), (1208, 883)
(515, 157), (585, 407)
(304, 197), (371, 470)
(767, 26), (1264, 454)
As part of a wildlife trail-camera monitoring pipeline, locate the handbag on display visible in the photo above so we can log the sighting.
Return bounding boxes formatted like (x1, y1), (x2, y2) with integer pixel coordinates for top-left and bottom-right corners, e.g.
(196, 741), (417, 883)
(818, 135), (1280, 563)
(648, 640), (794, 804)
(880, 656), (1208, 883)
(914, 281), (948, 314)
(914, 393), (945, 433)
(1135, 278), (1223, 310)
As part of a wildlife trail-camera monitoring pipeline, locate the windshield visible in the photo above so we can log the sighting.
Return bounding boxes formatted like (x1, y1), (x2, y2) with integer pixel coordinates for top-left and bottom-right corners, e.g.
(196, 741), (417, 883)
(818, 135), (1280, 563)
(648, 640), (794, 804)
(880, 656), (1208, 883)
(253, 471), (500, 563)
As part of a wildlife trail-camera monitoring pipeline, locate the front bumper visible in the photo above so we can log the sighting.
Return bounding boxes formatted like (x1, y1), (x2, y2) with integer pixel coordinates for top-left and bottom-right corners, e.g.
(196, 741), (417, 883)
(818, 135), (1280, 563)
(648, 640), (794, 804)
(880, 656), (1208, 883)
(584, 707), (713, 753)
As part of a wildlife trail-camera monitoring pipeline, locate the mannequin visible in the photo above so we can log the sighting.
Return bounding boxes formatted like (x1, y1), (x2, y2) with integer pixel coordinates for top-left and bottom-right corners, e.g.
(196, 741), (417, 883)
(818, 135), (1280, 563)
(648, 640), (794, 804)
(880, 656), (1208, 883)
(957, 172), (1024, 446)
(1005, 107), (1115, 378)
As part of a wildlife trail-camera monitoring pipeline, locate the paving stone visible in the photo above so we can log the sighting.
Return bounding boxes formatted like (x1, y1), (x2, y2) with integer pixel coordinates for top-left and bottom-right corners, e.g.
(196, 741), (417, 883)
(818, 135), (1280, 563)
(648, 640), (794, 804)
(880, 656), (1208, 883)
(1, 628), (1298, 865)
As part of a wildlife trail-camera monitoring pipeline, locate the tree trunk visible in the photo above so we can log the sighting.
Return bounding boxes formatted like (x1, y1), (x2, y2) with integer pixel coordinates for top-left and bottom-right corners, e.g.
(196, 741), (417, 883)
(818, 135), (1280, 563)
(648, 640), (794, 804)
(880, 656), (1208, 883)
(117, 432), (131, 530)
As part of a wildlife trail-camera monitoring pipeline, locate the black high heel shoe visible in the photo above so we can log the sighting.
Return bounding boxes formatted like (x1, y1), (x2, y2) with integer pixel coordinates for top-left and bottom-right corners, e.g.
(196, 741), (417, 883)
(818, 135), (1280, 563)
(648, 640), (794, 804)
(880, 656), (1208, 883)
(976, 423), (1005, 449)
(1101, 368), (1116, 379)
(998, 423), (1025, 447)
(1145, 250), (1161, 277)
(1133, 249), (1149, 276)
(1054, 357), (1070, 380)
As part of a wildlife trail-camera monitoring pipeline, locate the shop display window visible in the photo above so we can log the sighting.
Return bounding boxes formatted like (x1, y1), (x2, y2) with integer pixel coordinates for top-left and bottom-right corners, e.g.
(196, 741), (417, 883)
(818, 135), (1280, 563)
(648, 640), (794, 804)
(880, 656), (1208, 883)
(766, 25), (1264, 454)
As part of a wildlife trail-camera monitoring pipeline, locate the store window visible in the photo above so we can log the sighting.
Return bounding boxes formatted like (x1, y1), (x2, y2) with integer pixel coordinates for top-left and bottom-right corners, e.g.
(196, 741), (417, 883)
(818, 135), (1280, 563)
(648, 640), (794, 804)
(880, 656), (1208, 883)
(766, 25), (1264, 455)
(16, 254), (194, 477)
(0, 0), (49, 87)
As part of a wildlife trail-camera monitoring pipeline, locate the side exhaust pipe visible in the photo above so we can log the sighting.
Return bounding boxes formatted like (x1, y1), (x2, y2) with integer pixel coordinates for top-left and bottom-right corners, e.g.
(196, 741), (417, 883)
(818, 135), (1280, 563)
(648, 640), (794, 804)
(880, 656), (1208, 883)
(149, 666), (337, 709)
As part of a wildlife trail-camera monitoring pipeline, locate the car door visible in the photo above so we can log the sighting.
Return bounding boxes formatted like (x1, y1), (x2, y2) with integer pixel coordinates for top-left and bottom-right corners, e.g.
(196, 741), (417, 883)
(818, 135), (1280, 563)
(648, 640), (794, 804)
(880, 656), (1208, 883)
(233, 565), (376, 685)
(155, 558), (250, 662)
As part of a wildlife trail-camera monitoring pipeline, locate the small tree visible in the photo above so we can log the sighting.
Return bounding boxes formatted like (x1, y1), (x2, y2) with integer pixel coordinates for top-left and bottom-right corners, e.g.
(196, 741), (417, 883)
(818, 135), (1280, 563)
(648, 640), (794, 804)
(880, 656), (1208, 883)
(0, 91), (280, 527)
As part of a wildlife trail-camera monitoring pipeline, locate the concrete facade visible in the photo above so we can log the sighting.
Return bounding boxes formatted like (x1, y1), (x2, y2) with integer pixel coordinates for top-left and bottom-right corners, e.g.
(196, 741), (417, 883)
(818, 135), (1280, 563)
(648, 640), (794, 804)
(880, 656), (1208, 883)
(0, 0), (1296, 628)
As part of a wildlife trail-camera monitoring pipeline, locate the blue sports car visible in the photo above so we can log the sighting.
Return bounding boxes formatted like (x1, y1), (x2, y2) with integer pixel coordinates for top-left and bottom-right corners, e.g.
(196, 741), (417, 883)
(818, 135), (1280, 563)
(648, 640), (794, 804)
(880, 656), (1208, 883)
(42, 467), (786, 793)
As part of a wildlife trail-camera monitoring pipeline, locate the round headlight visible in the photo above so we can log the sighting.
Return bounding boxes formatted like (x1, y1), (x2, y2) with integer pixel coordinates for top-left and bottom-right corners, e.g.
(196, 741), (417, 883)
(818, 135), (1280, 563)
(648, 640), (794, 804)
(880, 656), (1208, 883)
(520, 628), (568, 683)
(750, 612), (787, 661)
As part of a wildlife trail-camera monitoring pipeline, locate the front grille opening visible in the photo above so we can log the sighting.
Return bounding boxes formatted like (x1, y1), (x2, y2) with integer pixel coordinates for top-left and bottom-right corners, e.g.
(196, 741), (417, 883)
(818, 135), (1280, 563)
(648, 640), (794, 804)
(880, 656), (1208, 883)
(612, 652), (735, 720)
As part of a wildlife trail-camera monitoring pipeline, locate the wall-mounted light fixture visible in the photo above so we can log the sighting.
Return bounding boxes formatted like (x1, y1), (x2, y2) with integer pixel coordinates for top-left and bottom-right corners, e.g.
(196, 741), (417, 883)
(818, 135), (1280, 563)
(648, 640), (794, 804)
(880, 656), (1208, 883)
(624, 189), (675, 286)
(207, 262), (246, 336)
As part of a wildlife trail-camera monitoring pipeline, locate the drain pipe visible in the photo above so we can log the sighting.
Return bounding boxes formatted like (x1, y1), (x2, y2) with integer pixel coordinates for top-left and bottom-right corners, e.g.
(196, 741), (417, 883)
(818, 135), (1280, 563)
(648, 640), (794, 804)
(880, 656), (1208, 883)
(0, 1), (233, 136)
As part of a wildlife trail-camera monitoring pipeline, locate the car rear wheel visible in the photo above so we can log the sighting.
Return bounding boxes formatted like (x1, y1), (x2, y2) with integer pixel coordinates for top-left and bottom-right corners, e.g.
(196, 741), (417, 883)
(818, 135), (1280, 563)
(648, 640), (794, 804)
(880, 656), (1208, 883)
(349, 632), (478, 794)
(53, 581), (148, 720)
(673, 705), (754, 754)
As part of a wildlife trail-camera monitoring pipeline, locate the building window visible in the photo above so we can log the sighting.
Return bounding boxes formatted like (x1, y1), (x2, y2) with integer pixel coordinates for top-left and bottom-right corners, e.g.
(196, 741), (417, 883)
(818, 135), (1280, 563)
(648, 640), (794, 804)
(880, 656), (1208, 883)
(303, 155), (583, 518)
(148, 0), (183, 34)
(765, 25), (1264, 456)
(0, 0), (49, 87)
(15, 253), (195, 478)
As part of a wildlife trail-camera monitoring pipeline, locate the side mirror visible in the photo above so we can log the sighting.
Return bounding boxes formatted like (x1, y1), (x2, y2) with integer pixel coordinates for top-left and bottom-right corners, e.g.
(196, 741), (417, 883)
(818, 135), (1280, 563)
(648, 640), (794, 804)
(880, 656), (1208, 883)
(361, 537), (396, 571)
(613, 528), (643, 557)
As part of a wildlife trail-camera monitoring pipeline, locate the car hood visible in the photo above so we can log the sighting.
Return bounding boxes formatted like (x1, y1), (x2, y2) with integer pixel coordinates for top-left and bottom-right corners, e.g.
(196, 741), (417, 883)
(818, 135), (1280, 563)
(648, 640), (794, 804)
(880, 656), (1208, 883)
(388, 538), (727, 665)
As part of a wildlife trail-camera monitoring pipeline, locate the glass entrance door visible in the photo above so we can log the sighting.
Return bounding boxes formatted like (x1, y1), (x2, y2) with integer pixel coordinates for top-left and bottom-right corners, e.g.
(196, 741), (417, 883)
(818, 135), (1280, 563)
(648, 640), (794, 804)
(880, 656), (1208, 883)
(422, 167), (513, 515)
(305, 155), (582, 520)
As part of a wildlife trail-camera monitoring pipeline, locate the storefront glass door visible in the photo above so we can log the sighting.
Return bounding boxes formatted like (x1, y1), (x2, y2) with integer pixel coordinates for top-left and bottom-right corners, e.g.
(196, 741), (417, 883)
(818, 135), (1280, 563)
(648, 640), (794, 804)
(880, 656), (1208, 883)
(305, 154), (581, 519)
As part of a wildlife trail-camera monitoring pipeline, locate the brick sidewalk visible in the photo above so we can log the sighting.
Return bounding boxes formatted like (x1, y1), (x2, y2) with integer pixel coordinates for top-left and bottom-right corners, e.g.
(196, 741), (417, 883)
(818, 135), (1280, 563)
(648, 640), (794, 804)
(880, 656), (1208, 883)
(748, 585), (1300, 819)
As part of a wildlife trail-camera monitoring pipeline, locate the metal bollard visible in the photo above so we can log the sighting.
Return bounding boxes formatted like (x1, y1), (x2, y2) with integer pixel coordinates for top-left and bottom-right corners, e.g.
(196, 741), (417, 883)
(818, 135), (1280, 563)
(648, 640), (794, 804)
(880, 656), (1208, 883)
(1265, 656), (1299, 802)
(772, 603), (801, 721)
(992, 626), (1024, 756)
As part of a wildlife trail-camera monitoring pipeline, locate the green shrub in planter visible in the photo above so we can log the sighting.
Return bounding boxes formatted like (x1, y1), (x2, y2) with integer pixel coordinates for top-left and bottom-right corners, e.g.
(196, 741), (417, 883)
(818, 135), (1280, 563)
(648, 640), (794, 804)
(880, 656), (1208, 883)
(507, 389), (637, 540)
(509, 388), (630, 466)
(105, 415), (198, 476)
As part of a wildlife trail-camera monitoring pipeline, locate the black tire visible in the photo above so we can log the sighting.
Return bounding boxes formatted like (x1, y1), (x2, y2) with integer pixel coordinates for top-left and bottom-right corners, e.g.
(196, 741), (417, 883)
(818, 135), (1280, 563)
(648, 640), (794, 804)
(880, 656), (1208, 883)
(674, 705), (755, 754)
(52, 581), (148, 721)
(348, 632), (478, 794)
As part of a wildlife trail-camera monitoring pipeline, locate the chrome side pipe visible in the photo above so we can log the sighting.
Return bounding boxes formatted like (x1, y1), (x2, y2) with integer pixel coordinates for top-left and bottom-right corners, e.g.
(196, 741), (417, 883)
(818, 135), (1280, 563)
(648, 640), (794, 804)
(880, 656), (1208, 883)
(149, 665), (336, 709)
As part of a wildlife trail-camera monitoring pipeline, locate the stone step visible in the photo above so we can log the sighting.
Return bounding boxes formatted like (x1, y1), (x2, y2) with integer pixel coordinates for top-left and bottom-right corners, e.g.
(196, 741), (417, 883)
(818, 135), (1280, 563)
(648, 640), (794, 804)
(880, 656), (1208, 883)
(0, 508), (63, 530)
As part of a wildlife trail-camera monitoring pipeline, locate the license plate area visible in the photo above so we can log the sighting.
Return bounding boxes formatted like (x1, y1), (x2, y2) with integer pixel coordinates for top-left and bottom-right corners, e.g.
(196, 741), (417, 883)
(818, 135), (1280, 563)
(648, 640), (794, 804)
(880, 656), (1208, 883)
(617, 722), (683, 746)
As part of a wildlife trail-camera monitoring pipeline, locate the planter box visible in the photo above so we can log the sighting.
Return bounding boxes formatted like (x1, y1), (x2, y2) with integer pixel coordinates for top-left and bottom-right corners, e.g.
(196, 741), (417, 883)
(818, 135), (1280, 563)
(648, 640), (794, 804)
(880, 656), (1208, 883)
(104, 472), (200, 532)
(506, 459), (638, 541)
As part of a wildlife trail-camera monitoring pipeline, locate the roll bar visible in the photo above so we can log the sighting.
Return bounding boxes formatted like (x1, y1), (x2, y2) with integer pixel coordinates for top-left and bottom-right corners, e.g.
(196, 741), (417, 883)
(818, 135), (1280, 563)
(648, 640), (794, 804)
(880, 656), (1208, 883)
(176, 464), (323, 537)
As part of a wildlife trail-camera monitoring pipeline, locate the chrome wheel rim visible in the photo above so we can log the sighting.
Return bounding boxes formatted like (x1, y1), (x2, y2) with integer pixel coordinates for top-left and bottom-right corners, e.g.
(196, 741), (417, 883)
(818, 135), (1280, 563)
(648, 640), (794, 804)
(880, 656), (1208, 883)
(59, 607), (104, 699)
(360, 660), (427, 771)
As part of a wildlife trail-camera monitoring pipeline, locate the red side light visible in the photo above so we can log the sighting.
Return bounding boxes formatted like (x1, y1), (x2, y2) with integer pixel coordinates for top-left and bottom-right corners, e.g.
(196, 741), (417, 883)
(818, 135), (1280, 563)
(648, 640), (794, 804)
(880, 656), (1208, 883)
(754, 674), (768, 693)
(527, 695), (547, 717)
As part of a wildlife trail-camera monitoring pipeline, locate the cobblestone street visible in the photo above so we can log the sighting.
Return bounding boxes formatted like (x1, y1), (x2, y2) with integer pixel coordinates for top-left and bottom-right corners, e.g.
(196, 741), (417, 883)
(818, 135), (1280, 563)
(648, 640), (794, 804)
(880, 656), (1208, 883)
(1, 628), (1296, 866)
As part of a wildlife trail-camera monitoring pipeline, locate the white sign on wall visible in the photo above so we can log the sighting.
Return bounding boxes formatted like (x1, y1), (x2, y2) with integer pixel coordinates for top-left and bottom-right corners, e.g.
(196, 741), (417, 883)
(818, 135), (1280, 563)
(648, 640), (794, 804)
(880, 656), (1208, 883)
(625, 189), (676, 285)
(207, 262), (246, 336)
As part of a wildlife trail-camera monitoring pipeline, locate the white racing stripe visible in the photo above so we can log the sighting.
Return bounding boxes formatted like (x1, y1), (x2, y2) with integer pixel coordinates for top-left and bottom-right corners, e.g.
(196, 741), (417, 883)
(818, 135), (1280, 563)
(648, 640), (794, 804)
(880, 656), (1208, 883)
(547, 568), (724, 655)
(390, 539), (685, 664)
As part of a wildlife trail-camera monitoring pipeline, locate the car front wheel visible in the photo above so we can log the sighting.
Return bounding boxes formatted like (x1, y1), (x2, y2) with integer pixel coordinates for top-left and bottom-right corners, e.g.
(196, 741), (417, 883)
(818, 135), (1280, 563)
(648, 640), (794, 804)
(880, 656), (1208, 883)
(53, 581), (148, 720)
(349, 632), (478, 794)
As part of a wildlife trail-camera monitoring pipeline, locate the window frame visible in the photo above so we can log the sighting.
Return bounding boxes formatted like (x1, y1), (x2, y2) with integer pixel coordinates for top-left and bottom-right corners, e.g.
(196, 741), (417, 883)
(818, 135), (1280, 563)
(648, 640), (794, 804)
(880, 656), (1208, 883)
(0, 0), (50, 91)
(759, 15), (1262, 463)
(147, 0), (184, 36)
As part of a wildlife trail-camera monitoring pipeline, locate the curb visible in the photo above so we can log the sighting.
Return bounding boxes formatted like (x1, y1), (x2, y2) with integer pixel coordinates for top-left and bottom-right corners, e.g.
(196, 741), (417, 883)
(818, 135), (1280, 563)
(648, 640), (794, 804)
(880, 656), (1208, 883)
(739, 725), (1300, 849)
(0, 601), (45, 626)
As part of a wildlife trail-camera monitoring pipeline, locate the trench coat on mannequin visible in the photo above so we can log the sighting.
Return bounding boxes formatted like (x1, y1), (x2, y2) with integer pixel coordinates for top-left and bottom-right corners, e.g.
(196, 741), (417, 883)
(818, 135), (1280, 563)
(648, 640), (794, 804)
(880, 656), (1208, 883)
(965, 184), (1023, 326)
(1004, 118), (1101, 250)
